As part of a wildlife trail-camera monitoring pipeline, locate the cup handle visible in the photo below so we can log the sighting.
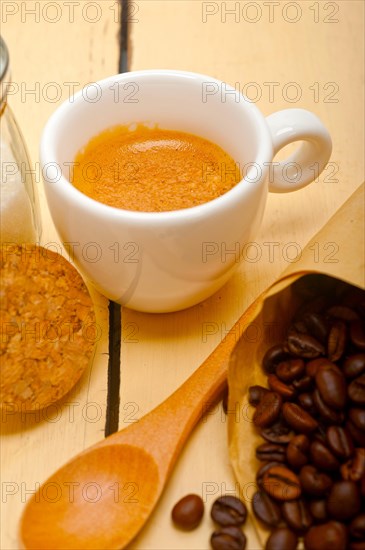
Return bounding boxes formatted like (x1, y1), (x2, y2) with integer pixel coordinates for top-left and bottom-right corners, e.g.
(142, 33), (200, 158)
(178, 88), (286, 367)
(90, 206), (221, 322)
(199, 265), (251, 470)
(265, 108), (332, 192)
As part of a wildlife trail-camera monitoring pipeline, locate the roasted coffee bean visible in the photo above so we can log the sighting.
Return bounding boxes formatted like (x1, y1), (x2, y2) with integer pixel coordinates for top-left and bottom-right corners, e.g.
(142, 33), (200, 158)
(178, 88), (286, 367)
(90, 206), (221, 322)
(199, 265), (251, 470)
(306, 358), (333, 378)
(265, 527), (298, 550)
(350, 513), (365, 539)
(260, 421), (293, 444)
(309, 499), (328, 523)
(282, 402), (318, 433)
(303, 312), (329, 343)
(263, 345), (291, 374)
(341, 448), (365, 482)
(211, 496), (247, 527)
(312, 389), (344, 425)
(327, 305), (360, 322)
(309, 440), (340, 471)
(293, 376), (313, 392)
(256, 443), (287, 463)
(248, 385), (269, 406)
(250, 284), (365, 550)
(297, 392), (315, 412)
(268, 374), (296, 400)
(171, 494), (204, 530)
(346, 420), (365, 446)
(276, 359), (305, 382)
(299, 465), (332, 497)
(282, 498), (313, 533)
(315, 364), (347, 410)
(349, 408), (365, 430)
(286, 434), (310, 470)
(327, 320), (347, 362)
(327, 426), (354, 459)
(350, 320), (365, 350)
(326, 481), (361, 521)
(210, 525), (246, 550)
(290, 319), (309, 335)
(343, 354), (365, 379)
(253, 392), (282, 428)
(313, 424), (327, 444)
(286, 332), (325, 359)
(262, 465), (301, 501)
(348, 374), (365, 405)
(252, 490), (282, 527)
(257, 461), (282, 483)
(304, 521), (348, 550)
(256, 462), (283, 488)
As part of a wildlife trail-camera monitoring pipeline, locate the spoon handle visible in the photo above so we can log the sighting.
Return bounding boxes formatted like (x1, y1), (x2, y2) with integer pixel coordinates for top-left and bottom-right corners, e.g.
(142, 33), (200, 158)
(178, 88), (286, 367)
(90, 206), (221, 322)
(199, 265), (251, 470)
(108, 296), (263, 475)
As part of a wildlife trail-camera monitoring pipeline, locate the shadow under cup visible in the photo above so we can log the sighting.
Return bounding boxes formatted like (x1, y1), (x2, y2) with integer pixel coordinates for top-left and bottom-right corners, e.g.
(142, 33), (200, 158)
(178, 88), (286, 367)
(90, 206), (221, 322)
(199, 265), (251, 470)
(40, 70), (273, 312)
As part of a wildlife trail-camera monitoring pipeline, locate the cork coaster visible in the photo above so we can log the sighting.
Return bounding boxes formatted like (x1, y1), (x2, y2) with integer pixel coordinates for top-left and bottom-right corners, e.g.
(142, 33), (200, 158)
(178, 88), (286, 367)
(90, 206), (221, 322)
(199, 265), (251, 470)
(0, 244), (97, 411)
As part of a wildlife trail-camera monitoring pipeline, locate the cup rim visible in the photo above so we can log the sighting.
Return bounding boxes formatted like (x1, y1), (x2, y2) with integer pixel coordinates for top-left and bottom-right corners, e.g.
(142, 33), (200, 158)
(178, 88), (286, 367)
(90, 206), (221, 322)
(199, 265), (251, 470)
(41, 69), (273, 222)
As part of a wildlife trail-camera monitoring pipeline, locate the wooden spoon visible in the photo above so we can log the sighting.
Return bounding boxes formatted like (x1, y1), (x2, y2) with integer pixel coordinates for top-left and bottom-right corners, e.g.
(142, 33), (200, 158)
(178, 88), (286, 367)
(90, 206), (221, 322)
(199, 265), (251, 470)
(19, 298), (261, 550)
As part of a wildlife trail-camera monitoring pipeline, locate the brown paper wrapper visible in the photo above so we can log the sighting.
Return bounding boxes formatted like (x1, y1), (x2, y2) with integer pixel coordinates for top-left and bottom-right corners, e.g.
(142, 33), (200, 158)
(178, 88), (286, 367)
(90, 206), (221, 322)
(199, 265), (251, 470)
(227, 184), (364, 547)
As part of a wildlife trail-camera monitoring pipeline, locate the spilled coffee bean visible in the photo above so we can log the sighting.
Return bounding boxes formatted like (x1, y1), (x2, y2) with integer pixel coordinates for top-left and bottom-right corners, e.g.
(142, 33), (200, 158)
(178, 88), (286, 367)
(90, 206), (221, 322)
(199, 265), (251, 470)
(210, 496), (247, 527)
(171, 493), (204, 530)
(171, 492), (248, 548)
(210, 495), (247, 549)
(210, 525), (246, 550)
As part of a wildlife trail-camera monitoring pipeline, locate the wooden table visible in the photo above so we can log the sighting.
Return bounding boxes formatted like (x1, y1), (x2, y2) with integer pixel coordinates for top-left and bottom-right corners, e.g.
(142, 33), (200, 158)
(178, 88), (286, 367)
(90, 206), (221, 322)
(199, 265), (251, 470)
(1, 1), (364, 548)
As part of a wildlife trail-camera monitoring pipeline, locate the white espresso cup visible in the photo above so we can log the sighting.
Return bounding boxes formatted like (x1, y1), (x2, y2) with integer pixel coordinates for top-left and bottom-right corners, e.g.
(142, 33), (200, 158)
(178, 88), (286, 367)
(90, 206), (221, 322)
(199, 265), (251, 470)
(41, 70), (332, 312)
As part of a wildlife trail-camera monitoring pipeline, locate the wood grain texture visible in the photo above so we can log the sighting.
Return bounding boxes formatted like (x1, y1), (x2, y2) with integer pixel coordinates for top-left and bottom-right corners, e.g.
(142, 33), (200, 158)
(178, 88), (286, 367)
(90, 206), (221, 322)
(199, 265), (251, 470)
(0, 2), (119, 548)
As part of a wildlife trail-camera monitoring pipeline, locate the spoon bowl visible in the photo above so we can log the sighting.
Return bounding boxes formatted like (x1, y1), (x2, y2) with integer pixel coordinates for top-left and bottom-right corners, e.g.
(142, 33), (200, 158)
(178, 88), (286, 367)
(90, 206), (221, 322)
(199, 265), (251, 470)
(21, 445), (159, 549)
(20, 297), (262, 549)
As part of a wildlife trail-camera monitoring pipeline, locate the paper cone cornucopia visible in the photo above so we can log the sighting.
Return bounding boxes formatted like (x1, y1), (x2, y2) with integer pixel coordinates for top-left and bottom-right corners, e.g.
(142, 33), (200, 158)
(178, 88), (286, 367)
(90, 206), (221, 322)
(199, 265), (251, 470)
(227, 184), (364, 547)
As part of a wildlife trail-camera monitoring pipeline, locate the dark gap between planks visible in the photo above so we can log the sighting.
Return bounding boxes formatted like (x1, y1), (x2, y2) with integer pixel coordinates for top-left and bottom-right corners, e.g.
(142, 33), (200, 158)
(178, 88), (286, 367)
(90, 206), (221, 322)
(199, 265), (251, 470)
(105, 0), (130, 436)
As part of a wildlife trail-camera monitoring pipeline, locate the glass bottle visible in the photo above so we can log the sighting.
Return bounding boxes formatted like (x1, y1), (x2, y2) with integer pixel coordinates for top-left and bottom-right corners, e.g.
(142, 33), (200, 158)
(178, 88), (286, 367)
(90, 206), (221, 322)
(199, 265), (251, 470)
(0, 35), (41, 244)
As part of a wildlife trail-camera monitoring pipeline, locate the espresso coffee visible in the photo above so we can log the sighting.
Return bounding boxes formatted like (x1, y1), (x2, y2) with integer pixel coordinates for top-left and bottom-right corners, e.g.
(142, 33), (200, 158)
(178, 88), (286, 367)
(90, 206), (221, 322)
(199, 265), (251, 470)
(71, 125), (240, 212)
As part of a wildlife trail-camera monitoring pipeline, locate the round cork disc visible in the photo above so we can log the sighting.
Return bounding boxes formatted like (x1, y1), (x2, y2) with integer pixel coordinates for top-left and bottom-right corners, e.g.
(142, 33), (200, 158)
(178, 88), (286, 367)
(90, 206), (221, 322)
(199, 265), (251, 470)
(0, 244), (96, 411)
